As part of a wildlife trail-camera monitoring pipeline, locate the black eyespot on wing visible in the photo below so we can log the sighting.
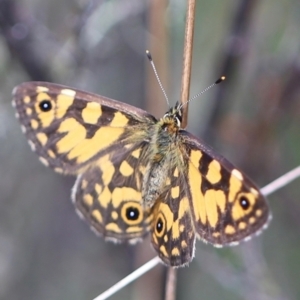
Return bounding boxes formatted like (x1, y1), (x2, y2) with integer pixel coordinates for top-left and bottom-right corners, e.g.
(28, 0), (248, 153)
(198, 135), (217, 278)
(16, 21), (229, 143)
(39, 100), (52, 112)
(239, 196), (250, 210)
(156, 217), (164, 233)
(126, 206), (140, 221)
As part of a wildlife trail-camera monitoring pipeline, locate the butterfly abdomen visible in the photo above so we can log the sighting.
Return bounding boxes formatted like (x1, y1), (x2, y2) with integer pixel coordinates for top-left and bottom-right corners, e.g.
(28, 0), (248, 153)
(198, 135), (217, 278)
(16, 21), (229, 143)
(142, 158), (169, 207)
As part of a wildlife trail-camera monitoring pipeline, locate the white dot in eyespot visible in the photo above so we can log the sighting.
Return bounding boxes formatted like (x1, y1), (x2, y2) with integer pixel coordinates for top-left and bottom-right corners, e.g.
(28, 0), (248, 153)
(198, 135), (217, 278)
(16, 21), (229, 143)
(15, 112), (19, 119)
(21, 125), (26, 133)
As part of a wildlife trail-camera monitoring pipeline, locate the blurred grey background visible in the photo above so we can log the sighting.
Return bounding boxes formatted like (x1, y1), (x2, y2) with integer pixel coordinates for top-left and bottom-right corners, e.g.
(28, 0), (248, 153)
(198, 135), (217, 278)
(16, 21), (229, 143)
(1, 0), (300, 299)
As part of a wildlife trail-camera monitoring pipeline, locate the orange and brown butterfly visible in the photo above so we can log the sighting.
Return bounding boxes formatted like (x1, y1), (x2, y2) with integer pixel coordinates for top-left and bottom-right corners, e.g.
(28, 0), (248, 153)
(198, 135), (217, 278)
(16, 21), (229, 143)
(12, 81), (271, 267)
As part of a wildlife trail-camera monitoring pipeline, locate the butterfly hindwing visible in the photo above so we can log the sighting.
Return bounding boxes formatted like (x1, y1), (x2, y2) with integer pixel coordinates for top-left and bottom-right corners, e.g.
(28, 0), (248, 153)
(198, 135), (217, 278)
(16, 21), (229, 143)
(13, 82), (156, 174)
(72, 143), (153, 242)
(150, 166), (195, 266)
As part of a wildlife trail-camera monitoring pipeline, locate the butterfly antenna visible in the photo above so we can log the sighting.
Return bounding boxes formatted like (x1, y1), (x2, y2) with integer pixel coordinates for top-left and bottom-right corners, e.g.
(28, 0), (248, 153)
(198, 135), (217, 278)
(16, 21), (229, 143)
(179, 76), (226, 110)
(146, 50), (170, 107)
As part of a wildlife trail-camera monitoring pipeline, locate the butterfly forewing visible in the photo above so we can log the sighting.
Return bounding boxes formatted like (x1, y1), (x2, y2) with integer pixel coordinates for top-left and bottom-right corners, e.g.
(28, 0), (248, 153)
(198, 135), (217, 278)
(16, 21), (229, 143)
(13, 82), (156, 174)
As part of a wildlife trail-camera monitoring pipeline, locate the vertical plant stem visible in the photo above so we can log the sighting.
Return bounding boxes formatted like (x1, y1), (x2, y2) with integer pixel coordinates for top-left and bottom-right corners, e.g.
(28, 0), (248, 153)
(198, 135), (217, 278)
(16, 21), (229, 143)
(165, 267), (178, 300)
(180, 0), (196, 128)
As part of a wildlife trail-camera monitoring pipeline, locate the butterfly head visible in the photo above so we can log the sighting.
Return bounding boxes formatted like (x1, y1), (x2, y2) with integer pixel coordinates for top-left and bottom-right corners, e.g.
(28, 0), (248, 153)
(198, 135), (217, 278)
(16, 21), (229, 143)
(162, 102), (183, 129)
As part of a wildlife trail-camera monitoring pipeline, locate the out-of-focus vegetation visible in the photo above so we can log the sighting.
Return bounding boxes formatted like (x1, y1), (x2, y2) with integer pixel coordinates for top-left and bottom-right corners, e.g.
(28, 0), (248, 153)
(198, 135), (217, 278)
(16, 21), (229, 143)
(1, 0), (300, 299)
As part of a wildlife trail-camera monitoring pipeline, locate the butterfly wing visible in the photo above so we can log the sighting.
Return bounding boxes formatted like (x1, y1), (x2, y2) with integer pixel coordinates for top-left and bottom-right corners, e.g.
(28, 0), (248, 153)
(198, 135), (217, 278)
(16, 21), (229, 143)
(150, 166), (196, 266)
(72, 142), (153, 242)
(13, 82), (156, 174)
(181, 131), (270, 247)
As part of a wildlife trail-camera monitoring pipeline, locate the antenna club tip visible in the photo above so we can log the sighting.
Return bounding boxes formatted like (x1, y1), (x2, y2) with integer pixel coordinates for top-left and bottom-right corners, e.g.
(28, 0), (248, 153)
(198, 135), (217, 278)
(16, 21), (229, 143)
(146, 50), (152, 61)
(215, 76), (226, 84)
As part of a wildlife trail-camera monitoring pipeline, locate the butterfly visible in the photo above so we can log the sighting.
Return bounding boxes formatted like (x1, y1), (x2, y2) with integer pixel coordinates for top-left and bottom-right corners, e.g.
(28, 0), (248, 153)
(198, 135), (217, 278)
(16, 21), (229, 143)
(12, 81), (271, 267)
